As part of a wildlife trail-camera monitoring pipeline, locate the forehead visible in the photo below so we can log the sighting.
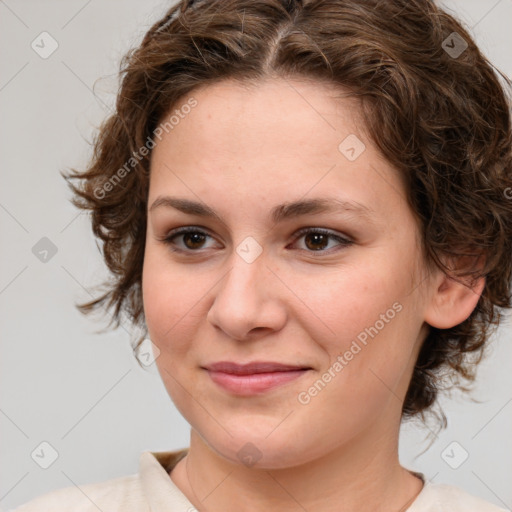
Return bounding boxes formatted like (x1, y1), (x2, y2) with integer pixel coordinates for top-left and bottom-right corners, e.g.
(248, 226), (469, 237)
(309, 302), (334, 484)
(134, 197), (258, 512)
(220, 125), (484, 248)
(148, 77), (407, 224)
(157, 77), (361, 162)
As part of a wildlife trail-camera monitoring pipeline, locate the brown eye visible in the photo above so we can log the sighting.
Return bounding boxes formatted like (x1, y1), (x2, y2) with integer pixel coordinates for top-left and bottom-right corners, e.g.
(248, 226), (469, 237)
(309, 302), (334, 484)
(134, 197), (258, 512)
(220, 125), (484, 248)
(292, 228), (353, 254)
(162, 228), (215, 252)
(304, 232), (330, 251)
(181, 232), (207, 249)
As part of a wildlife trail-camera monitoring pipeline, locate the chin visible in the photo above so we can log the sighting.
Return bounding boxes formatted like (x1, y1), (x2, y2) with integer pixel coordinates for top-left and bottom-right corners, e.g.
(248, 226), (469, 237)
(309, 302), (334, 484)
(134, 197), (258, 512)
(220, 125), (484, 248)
(202, 430), (318, 470)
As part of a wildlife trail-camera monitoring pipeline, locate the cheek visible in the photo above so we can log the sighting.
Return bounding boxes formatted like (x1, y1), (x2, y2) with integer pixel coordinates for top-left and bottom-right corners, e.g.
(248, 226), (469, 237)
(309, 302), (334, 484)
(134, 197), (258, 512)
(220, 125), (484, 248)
(292, 258), (418, 402)
(142, 252), (203, 415)
(284, 255), (410, 346)
(295, 310), (416, 449)
(141, 248), (197, 352)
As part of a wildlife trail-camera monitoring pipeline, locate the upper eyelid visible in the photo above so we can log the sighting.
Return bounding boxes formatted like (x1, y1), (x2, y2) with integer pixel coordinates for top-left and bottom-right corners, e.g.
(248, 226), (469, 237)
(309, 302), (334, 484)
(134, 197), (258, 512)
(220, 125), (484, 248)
(164, 225), (348, 239)
(163, 226), (352, 249)
(293, 226), (352, 242)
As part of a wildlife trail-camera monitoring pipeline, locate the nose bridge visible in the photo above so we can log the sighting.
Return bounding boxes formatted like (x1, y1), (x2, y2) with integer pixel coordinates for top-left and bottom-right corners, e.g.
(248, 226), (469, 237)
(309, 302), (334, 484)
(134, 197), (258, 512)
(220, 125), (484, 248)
(207, 236), (284, 339)
(220, 240), (268, 309)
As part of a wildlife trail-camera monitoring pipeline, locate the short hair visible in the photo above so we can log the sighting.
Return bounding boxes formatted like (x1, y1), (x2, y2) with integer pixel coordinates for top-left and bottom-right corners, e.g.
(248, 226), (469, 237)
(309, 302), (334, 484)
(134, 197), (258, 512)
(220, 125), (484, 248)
(63, 0), (512, 423)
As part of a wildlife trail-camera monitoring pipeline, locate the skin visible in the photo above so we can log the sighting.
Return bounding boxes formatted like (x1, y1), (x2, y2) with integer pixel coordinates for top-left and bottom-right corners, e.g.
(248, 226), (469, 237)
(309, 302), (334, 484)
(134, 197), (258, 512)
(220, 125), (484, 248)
(142, 77), (484, 512)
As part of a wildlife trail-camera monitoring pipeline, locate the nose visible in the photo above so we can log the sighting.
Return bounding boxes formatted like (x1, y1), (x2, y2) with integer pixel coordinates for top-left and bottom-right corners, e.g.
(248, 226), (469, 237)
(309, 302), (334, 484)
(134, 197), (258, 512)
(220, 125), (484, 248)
(206, 246), (287, 341)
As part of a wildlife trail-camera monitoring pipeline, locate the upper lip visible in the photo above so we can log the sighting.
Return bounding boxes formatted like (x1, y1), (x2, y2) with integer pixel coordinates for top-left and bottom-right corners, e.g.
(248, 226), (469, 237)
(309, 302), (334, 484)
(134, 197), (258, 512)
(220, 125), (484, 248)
(203, 361), (311, 375)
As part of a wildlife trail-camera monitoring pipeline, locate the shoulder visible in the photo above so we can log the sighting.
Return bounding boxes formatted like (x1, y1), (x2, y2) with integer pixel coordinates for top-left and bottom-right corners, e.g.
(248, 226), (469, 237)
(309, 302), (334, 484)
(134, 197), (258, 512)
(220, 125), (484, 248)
(10, 449), (191, 512)
(410, 482), (510, 512)
(10, 473), (144, 512)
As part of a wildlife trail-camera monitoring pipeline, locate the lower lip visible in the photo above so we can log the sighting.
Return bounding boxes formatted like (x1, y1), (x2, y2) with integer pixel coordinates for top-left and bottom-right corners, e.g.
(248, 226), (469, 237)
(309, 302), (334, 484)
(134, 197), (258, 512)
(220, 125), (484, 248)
(206, 369), (310, 395)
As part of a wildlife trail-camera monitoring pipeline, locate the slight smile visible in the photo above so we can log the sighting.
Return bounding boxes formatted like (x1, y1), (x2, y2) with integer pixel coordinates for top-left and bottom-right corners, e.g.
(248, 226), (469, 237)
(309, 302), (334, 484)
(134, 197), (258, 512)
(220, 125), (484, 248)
(202, 361), (313, 395)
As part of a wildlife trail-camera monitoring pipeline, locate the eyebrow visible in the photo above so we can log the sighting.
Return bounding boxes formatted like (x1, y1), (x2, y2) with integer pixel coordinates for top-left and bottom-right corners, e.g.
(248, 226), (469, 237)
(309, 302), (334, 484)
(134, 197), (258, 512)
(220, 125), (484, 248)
(149, 196), (375, 224)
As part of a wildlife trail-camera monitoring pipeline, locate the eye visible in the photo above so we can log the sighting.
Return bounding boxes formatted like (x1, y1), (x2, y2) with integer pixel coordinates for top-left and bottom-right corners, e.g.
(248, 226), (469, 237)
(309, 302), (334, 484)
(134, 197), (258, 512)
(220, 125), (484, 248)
(159, 226), (353, 255)
(290, 227), (353, 254)
(160, 227), (218, 252)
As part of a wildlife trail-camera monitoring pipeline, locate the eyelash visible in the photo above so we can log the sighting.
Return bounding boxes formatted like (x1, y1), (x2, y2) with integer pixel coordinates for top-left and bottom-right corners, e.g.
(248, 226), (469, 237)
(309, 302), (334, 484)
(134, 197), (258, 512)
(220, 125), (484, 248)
(160, 226), (353, 255)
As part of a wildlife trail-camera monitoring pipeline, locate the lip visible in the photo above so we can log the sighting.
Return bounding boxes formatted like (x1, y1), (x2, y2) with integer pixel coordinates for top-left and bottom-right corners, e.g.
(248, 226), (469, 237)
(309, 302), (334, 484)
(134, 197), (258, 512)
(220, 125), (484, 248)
(204, 361), (311, 374)
(202, 361), (312, 395)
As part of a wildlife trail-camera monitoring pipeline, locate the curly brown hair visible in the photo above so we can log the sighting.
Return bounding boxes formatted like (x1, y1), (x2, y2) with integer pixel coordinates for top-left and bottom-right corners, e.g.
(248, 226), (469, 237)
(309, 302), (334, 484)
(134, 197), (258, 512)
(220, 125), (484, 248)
(63, 0), (512, 422)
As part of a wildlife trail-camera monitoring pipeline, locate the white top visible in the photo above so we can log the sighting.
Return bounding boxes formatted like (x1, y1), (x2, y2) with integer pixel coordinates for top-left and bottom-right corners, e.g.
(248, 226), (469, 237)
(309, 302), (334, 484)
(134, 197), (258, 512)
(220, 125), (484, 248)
(11, 448), (509, 511)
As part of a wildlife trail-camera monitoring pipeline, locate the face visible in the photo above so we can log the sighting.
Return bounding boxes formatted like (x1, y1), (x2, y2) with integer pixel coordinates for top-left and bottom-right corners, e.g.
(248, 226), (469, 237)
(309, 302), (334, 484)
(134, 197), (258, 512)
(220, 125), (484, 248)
(142, 77), (433, 469)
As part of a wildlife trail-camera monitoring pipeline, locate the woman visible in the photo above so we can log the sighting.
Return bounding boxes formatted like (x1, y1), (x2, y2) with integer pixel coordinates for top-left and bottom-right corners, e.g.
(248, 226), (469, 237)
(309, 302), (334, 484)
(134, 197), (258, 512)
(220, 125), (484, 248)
(15, 0), (512, 510)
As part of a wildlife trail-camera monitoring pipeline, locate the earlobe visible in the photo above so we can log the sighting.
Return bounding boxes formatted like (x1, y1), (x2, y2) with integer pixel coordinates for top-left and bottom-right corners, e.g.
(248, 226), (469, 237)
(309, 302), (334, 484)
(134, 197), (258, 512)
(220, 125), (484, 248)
(424, 272), (485, 329)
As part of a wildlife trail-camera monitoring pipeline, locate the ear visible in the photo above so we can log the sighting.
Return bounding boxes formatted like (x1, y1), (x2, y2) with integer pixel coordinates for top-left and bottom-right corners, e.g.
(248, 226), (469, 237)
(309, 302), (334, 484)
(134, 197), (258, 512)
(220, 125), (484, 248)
(424, 266), (485, 329)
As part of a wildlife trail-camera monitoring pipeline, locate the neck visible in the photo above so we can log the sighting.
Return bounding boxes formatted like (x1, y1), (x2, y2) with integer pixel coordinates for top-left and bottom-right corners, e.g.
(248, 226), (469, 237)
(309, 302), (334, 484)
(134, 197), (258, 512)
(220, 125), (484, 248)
(170, 420), (424, 512)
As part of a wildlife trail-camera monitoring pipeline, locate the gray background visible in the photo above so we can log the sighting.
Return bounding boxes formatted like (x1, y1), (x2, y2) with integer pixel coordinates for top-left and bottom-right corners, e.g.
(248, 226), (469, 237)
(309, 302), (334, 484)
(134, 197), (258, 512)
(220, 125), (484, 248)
(1, 0), (511, 510)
